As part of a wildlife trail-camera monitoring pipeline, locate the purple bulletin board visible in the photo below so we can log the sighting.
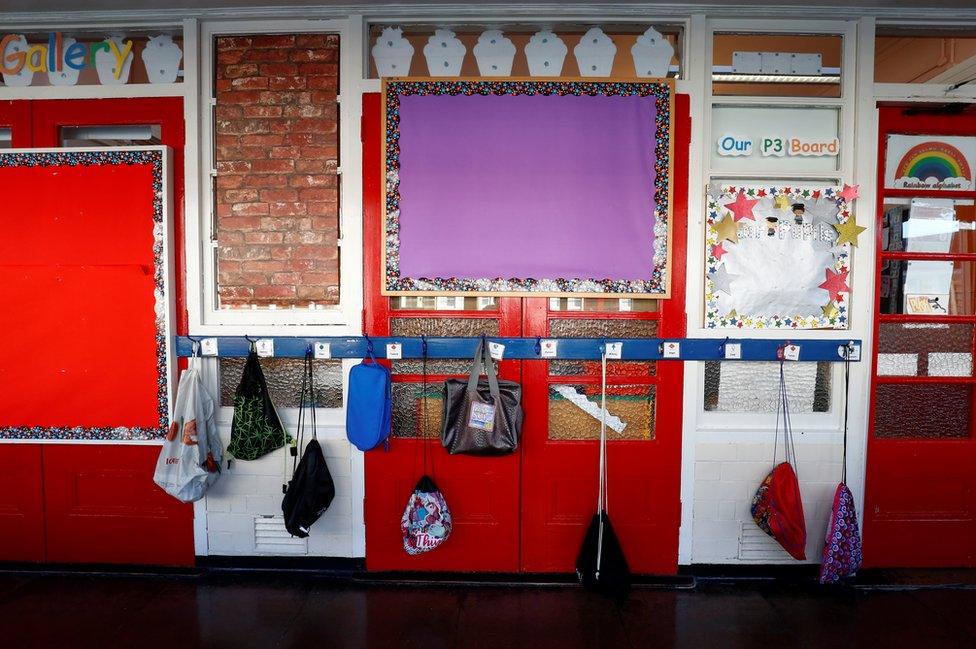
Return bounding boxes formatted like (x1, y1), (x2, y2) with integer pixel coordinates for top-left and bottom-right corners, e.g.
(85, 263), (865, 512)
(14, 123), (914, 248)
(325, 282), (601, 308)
(382, 79), (674, 297)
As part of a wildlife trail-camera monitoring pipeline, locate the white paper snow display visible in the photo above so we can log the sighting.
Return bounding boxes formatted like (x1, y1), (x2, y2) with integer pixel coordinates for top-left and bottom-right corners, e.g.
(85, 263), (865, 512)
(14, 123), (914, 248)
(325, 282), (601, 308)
(573, 28), (617, 77)
(472, 30), (516, 76)
(372, 27), (414, 77)
(95, 36), (133, 85)
(631, 27), (674, 78)
(1, 35), (33, 87)
(423, 29), (466, 77)
(142, 35), (183, 84)
(524, 30), (568, 76)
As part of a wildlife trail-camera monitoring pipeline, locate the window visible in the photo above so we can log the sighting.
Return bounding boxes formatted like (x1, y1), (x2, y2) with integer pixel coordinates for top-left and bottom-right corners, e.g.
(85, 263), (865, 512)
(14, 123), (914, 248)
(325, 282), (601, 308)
(0, 128), (11, 149)
(712, 32), (842, 98)
(60, 124), (161, 147)
(876, 27), (976, 84)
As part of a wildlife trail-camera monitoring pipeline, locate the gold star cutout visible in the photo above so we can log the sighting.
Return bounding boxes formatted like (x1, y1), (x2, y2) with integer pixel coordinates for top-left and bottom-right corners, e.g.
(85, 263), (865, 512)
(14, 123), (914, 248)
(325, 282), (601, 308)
(774, 195), (791, 210)
(822, 301), (839, 319)
(728, 309), (738, 319)
(833, 218), (867, 247)
(713, 216), (739, 244)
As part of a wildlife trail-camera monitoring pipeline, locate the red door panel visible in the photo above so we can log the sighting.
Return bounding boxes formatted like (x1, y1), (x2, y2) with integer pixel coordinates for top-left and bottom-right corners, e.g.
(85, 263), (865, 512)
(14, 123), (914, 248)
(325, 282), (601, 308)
(0, 445), (46, 562)
(42, 445), (194, 566)
(519, 94), (689, 575)
(864, 106), (976, 567)
(30, 97), (188, 333)
(0, 100), (31, 147)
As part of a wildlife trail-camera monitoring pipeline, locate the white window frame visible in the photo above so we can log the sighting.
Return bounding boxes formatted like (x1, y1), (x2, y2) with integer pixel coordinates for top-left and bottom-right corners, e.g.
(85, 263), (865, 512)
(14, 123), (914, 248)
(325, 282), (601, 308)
(694, 17), (859, 437)
(188, 18), (363, 336)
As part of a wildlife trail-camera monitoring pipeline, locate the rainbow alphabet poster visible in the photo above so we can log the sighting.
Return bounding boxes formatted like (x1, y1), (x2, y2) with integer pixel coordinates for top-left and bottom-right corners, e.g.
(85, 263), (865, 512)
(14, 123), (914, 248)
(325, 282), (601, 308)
(885, 135), (976, 191)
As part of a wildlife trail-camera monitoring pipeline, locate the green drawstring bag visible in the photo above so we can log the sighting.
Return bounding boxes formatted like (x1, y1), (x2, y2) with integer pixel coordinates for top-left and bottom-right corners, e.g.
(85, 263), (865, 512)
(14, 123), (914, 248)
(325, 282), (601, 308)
(228, 348), (290, 461)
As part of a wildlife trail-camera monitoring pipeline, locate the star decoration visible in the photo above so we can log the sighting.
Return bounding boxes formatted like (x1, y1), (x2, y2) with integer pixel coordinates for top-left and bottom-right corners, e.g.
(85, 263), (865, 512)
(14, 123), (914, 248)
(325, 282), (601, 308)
(708, 264), (738, 295)
(757, 189), (767, 197)
(713, 216), (739, 244)
(812, 189), (822, 201)
(707, 184), (725, 201)
(822, 301), (839, 319)
(724, 191), (759, 222)
(728, 309), (738, 319)
(711, 243), (728, 261)
(833, 217), (867, 247)
(819, 268), (850, 300)
(773, 195), (791, 210)
(839, 184), (860, 203)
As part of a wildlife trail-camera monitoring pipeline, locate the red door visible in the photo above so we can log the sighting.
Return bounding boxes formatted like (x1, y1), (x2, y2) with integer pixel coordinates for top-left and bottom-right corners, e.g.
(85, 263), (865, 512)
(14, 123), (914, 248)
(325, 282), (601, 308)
(0, 97), (193, 566)
(864, 106), (976, 567)
(520, 95), (689, 574)
(362, 92), (689, 573)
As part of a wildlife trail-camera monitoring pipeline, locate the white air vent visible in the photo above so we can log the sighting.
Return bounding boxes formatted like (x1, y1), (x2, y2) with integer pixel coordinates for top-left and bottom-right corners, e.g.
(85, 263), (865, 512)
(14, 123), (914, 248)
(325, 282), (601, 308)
(738, 523), (794, 561)
(254, 515), (307, 555)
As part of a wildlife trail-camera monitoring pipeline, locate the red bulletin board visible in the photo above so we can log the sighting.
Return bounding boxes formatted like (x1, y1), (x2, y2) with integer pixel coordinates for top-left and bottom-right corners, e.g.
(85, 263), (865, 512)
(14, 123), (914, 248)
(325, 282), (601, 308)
(0, 148), (174, 440)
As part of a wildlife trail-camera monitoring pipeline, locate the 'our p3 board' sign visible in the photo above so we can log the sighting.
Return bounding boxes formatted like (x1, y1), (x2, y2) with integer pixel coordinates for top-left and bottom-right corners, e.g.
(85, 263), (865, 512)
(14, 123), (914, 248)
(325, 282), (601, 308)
(717, 133), (839, 158)
(1, 33), (133, 79)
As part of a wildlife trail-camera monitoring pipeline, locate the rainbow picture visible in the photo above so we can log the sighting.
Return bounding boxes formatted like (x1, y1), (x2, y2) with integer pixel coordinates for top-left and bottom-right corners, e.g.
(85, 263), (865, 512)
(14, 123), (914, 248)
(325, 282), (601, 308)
(896, 141), (972, 183)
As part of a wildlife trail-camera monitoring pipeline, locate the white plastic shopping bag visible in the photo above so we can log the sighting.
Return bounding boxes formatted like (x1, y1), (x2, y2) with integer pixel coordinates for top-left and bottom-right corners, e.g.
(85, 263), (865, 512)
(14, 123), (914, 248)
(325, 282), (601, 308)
(154, 353), (223, 502)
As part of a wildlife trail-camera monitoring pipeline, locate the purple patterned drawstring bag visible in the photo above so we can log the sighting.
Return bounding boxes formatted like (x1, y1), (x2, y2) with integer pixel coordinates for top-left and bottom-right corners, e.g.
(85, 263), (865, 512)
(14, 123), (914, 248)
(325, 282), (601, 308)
(819, 347), (862, 584)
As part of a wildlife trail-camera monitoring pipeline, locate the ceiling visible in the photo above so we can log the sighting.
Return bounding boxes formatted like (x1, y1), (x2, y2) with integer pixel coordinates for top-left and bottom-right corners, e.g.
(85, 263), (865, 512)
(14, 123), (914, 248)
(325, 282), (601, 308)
(2, 0), (976, 14)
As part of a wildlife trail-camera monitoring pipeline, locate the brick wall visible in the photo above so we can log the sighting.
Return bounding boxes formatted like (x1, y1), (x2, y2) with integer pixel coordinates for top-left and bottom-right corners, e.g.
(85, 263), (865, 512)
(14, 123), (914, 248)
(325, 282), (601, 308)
(214, 34), (340, 308)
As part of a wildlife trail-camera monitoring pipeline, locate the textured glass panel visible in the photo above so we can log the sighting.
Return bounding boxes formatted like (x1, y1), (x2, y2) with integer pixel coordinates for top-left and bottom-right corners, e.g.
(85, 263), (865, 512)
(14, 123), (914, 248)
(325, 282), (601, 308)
(219, 358), (342, 408)
(879, 323), (973, 376)
(392, 358), (497, 375)
(928, 353), (973, 377)
(548, 319), (657, 377)
(391, 317), (499, 337)
(875, 383), (970, 439)
(548, 297), (659, 312)
(391, 296), (498, 311)
(549, 384), (655, 440)
(549, 319), (658, 338)
(877, 354), (919, 376)
(392, 382), (443, 438)
(703, 361), (831, 413)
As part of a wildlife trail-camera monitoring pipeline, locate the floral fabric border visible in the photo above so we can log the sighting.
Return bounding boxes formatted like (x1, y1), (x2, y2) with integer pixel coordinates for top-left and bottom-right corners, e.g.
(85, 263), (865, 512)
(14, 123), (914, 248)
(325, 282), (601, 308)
(0, 150), (169, 440)
(705, 185), (853, 330)
(384, 80), (672, 295)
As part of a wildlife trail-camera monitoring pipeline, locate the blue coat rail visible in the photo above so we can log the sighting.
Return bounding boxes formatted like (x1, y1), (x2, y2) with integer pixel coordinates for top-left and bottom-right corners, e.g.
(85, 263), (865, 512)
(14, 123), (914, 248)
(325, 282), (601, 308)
(175, 336), (862, 362)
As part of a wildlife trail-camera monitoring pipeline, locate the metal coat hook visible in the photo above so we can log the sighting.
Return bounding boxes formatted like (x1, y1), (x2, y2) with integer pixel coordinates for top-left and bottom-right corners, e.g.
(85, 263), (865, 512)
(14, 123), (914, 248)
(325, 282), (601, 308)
(720, 336), (729, 353)
(363, 333), (374, 356)
(421, 334), (428, 357)
(244, 334), (257, 350)
(535, 337), (542, 357)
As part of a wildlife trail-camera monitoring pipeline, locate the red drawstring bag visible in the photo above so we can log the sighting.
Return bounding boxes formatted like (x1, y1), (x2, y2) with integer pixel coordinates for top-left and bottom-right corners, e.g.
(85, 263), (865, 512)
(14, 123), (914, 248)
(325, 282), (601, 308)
(751, 361), (807, 560)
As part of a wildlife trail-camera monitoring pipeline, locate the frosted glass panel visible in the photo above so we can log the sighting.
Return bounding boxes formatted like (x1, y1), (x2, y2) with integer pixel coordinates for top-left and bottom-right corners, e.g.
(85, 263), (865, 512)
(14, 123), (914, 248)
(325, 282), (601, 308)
(878, 322), (972, 376)
(549, 318), (657, 376)
(392, 382), (443, 438)
(391, 317), (498, 337)
(220, 358), (342, 408)
(875, 383), (970, 439)
(704, 361), (831, 412)
(549, 384), (655, 440)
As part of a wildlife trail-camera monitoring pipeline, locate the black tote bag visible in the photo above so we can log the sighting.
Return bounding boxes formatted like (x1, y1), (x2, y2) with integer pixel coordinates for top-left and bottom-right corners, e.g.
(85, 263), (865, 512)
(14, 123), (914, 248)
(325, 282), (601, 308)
(441, 339), (523, 455)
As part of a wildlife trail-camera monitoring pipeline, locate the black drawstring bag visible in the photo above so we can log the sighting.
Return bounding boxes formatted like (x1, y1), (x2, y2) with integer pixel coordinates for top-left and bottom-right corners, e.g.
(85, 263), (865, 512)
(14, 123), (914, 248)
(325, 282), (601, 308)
(576, 349), (631, 597)
(228, 346), (290, 461)
(282, 350), (335, 538)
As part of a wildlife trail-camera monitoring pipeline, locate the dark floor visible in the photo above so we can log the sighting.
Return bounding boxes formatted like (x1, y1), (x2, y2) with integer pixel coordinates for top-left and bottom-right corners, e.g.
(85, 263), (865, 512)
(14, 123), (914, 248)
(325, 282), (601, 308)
(1, 571), (975, 648)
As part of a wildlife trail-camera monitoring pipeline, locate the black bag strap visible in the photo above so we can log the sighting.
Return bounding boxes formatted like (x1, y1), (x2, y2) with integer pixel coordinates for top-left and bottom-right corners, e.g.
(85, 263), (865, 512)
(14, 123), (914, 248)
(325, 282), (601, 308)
(287, 349), (317, 485)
